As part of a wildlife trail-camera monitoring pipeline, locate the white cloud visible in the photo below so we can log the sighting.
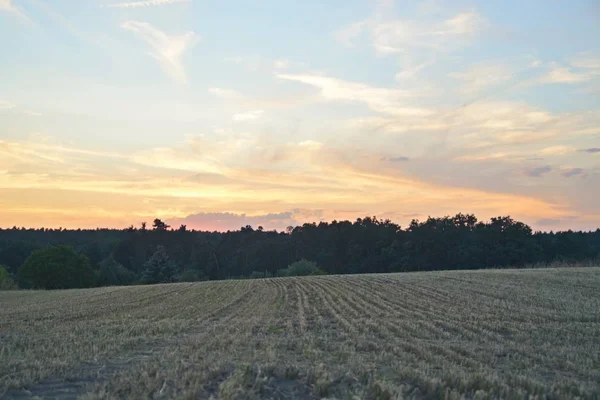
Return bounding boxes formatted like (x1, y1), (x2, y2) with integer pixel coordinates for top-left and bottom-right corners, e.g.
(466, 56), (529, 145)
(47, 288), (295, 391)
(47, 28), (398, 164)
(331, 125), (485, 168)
(376, 12), (485, 53)
(233, 110), (264, 121)
(297, 140), (323, 151)
(449, 62), (512, 93)
(540, 63), (593, 84)
(273, 59), (289, 69)
(277, 74), (433, 116)
(0, 100), (42, 116)
(538, 145), (574, 156)
(569, 52), (600, 70)
(338, 10), (486, 54)
(334, 21), (366, 47)
(0, 0), (31, 23)
(130, 146), (222, 174)
(223, 55), (302, 73)
(0, 100), (16, 110)
(105, 0), (188, 8)
(395, 61), (432, 80)
(441, 12), (483, 35)
(530, 59), (542, 68)
(122, 21), (199, 84)
(208, 87), (244, 100)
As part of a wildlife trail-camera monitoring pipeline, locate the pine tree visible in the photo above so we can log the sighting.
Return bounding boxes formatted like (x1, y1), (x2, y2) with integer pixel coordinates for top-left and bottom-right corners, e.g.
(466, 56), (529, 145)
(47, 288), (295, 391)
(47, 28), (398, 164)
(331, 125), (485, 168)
(140, 246), (177, 284)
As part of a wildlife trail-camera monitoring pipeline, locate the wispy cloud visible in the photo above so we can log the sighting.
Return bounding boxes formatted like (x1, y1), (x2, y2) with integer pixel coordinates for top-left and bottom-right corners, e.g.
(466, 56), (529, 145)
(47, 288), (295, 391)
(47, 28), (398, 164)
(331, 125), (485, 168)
(223, 55), (301, 73)
(540, 63), (594, 84)
(561, 168), (586, 178)
(277, 74), (432, 116)
(0, 100), (42, 116)
(521, 165), (552, 178)
(122, 21), (199, 84)
(449, 62), (513, 93)
(538, 145), (574, 156)
(105, 0), (189, 8)
(273, 59), (289, 69)
(381, 156), (409, 162)
(0, 0), (32, 24)
(0, 138), (125, 170)
(208, 87), (244, 100)
(395, 61), (433, 80)
(569, 52), (600, 70)
(334, 21), (366, 47)
(233, 110), (264, 121)
(336, 9), (486, 54)
(579, 148), (600, 154)
(0, 100), (16, 110)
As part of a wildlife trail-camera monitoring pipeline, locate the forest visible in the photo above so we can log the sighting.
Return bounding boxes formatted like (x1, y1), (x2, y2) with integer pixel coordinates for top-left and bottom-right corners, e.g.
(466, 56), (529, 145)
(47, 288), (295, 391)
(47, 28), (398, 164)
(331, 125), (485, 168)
(1, 213), (599, 289)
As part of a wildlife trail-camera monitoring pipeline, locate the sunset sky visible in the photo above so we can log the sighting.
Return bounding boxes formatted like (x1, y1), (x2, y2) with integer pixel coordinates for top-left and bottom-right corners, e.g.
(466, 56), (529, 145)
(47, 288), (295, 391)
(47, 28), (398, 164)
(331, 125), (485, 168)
(1, 0), (599, 232)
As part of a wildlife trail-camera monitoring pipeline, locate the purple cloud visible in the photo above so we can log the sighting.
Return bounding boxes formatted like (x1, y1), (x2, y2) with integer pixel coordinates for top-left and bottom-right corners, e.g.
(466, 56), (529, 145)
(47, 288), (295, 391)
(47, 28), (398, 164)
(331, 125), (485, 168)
(381, 156), (410, 162)
(522, 165), (552, 177)
(579, 148), (600, 154)
(167, 211), (300, 232)
(561, 168), (586, 178)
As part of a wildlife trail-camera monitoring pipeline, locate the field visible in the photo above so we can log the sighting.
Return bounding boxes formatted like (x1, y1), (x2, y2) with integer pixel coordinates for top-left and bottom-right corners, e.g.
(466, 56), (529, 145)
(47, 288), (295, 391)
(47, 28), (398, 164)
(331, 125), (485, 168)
(1, 268), (599, 399)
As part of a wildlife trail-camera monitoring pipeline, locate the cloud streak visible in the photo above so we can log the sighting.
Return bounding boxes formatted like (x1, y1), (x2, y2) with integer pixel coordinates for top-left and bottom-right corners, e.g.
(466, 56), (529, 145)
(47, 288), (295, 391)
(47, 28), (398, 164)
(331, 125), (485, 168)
(336, 10), (486, 54)
(562, 168), (585, 178)
(580, 148), (600, 154)
(233, 110), (264, 121)
(521, 165), (552, 178)
(278, 74), (432, 116)
(208, 88), (244, 100)
(105, 0), (188, 8)
(0, 0), (32, 24)
(122, 21), (199, 84)
(540, 64), (594, 84)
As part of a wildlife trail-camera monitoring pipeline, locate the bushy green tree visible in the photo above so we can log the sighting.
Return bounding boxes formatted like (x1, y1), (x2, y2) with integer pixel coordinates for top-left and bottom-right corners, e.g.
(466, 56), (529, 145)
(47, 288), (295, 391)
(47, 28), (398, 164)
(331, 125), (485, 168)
(140, 245), (177, 284)
(277, 259), (326, 277)
(18, 246), (94, 289)
(0, 265), (17, 290)
(95, 256), (134, 287)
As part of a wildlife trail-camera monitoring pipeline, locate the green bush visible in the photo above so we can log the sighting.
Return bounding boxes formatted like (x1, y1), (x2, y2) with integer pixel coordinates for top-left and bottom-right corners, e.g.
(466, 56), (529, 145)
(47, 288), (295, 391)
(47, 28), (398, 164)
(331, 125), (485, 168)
(0, 266), (18, 290)
(276, 259), (326, 277)
(179, 268), (205, 282)
(18, 246), (94, 290)
(95, 256), (135, 287)
(248, 270), (272, 279)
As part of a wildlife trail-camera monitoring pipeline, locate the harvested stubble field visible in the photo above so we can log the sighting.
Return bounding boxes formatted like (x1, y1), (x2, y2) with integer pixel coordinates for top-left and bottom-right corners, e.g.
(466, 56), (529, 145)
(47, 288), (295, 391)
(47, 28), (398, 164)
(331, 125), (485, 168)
(1, 268), (599, 399)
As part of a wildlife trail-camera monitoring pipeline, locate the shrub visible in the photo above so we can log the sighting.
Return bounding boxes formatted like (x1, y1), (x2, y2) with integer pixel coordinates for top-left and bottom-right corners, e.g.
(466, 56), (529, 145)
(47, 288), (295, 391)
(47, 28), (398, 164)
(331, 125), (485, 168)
(140, 245), (178, 284)
(276, 259), (326, 277)
(95, 256), (135, 287)
(248, 270), (272, 279)
(18, 246), (94, 289)
(179, 268), (205, 282)
(0, 265), (18, 290)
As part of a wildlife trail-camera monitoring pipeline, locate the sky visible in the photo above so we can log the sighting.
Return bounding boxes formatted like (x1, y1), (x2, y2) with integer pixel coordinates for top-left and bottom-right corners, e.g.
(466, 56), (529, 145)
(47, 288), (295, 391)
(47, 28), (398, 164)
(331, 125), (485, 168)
(0, 0), (599, 232)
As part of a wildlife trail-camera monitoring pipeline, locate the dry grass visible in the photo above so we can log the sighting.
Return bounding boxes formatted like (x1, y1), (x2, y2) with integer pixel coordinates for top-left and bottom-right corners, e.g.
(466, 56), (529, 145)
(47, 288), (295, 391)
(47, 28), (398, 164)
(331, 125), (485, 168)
(1, 267), (599, 399)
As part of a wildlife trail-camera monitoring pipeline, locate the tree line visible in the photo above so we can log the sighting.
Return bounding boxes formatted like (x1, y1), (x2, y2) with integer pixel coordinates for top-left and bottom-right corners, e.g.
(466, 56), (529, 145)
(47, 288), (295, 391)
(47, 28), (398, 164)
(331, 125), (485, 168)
(0, 214), (599, 289)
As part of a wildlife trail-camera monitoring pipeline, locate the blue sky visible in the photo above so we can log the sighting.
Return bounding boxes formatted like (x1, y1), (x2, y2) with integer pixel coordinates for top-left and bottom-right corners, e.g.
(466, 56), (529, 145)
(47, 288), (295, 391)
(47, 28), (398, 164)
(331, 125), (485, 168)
(1, 0), (599, 231)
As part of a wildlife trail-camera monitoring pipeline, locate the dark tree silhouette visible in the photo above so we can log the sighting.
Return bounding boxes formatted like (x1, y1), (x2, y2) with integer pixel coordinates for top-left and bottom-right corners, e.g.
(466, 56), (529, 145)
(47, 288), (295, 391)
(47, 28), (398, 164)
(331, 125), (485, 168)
(153, 219), (170, 231)
(0, 213), (597, 288)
